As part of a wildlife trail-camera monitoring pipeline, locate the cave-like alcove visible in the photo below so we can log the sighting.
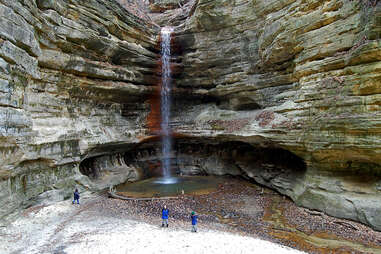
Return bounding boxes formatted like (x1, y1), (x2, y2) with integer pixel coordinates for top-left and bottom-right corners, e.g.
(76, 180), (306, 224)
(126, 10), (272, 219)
(79, 137), (306, 195)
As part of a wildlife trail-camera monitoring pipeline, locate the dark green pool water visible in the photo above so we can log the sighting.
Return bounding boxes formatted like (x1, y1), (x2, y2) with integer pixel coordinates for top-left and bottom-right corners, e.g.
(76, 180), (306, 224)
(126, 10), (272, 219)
(115, 176), (225, 198)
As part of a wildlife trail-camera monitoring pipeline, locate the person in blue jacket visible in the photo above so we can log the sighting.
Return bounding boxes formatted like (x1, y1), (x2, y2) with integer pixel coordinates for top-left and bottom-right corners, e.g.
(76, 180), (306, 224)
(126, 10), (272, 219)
(191, 211), (198, 232)
(162, 205), (169, 227)
(72, 188), (80, 204)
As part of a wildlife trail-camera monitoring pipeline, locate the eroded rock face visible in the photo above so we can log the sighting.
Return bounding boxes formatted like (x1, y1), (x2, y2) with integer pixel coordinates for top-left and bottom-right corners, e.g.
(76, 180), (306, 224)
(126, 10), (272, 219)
(170, 0), (381, 230)
(0, 0), (380, 231)
(79, 138), (306, 195)
(0, 0), (159, 221)
(149, 0), (189, 12)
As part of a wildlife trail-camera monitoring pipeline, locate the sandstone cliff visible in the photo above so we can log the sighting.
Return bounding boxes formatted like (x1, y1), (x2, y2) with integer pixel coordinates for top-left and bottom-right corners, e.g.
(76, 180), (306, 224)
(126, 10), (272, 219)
(171, 0), (381, 231)
(0, 0), (159, 220)
(0, 0), (380, 231)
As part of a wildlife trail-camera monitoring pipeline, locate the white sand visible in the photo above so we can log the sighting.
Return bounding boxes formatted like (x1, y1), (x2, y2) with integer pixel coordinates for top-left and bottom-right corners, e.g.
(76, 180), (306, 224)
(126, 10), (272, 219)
(0, 195), (305, 254)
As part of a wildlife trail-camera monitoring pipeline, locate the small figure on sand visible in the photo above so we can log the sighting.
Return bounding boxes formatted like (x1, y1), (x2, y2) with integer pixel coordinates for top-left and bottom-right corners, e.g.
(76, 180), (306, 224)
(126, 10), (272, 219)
(162, 205), (169, 227)
(191, 211), (198, 232)
(72, 188), (80, 204)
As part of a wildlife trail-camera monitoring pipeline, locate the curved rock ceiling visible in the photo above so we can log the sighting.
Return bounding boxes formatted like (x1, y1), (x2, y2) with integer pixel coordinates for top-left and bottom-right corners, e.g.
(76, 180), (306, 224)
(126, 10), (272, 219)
(0, 0), (380, 231)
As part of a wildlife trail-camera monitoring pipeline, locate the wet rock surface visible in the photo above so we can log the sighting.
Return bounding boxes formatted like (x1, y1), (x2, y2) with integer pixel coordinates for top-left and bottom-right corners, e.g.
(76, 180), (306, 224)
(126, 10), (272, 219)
(0, 0), (381, 233)
(169, 0), (381, 230)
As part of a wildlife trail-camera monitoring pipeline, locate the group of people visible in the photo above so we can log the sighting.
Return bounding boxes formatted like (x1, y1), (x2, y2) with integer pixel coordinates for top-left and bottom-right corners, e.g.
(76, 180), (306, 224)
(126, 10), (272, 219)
(162, 205), (198, 232)
(72, 190), (198, 232)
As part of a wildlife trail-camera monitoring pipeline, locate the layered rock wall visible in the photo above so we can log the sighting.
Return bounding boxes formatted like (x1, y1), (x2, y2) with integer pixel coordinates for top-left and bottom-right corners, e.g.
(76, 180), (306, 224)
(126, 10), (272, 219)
(0, 0), (158, 220)
(171, 0), (381, 230)
(1, 0), (381, 231)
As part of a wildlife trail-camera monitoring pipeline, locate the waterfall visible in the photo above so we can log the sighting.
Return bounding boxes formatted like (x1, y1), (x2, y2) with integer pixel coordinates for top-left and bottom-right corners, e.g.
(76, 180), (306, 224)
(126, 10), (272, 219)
(160, 27), (174, 180)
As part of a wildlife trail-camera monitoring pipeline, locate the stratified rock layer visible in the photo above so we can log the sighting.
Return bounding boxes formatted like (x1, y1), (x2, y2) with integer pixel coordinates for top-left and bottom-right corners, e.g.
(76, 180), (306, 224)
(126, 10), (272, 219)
(172, 0), (381, 230)
(0, 0), (380, 231)
(0, 0), (159, 220)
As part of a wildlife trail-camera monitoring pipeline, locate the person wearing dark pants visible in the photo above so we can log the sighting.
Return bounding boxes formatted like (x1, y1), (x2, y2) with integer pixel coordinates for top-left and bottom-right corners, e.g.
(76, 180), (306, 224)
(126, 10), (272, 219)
(72, 189), (80, 204)
(191, 211), (198, 232)
(162, 205), (169, 227)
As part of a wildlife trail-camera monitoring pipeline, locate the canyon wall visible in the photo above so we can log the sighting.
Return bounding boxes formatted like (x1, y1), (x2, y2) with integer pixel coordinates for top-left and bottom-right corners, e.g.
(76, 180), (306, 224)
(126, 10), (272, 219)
(170, 0), (381, 231)
(0, 0), (381, 231)
(0, 0), (159, 220)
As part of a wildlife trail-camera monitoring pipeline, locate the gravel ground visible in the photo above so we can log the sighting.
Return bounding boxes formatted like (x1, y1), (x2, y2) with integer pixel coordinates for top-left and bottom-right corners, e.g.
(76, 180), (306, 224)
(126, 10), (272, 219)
(0, 193), (302, 254)
(1, 177), (380, 254)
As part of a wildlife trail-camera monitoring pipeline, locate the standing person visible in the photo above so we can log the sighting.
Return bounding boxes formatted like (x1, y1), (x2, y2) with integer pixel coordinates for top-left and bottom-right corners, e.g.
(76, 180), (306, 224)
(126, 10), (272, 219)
(162, 205), (169, 227)
(191, 211), (198, 232)
(72, 188), (80, 204)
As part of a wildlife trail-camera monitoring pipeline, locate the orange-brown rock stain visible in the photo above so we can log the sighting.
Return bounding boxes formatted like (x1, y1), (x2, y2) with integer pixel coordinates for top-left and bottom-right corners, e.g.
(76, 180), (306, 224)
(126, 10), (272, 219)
(146, 36), (162, 134)
(146, 30), (181, 136)
(146, 85), (161, 134)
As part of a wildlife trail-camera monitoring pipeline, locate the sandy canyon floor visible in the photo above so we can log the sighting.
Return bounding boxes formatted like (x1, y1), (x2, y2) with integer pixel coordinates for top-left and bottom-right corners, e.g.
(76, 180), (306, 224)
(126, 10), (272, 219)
(1, 177), (380, 254)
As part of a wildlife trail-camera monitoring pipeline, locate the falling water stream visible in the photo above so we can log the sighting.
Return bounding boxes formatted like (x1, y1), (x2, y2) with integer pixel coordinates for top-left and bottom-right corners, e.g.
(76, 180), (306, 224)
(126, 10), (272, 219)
(111, 28), (381, 254)
(159, 26), (174, 184)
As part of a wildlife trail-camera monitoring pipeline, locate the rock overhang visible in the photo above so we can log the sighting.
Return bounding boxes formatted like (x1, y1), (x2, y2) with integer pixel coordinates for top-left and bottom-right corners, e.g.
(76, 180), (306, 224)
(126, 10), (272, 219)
(78, 135), (307, 195)
(0, 0), (381, 231)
